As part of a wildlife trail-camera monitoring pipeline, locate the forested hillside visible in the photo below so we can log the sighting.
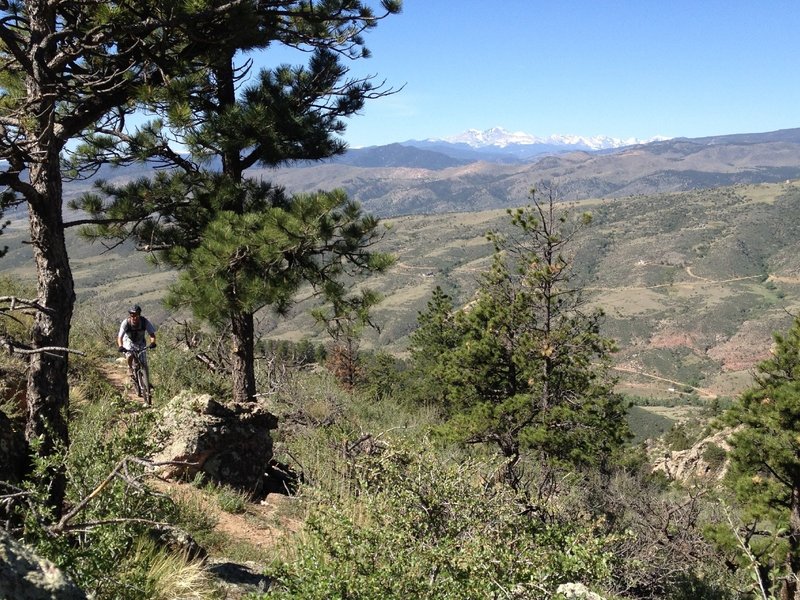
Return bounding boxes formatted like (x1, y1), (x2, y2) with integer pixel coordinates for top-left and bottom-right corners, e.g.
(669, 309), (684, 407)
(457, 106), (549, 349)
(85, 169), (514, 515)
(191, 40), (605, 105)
(268, 180), (800, 402)
(5, 179), (799, 401)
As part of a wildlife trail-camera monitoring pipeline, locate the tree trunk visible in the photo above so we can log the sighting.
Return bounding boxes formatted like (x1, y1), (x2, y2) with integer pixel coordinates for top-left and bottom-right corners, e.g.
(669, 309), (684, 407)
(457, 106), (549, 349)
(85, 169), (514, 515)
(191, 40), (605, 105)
(21, 2), (73, 519)
(230, 311), (256, 403)
(25, 156), (75, 518)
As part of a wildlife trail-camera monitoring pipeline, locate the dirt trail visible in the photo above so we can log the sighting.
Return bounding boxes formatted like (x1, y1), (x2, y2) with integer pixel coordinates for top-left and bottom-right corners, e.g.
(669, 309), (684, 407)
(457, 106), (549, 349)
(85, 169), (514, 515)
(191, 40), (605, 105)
(587, 272), (761, 292)
(153, 480), (302, 554)
(612, 365), (718, 400)
(97, 359), (141, 403)
(684, 266), (710, 282)
(767, 274), (800, 284)
(94, 361), (301, 557)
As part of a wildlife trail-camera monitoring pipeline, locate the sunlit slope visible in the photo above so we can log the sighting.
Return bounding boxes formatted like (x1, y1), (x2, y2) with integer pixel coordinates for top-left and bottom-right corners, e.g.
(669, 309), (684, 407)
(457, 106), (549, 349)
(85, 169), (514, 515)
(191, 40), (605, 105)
(4, 180), (800, 399)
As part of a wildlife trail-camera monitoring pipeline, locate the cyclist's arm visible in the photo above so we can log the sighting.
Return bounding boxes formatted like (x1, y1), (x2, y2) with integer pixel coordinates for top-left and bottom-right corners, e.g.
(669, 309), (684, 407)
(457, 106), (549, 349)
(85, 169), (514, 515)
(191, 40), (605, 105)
(145, 319), (157, 345)
(116, 320), (127, 349)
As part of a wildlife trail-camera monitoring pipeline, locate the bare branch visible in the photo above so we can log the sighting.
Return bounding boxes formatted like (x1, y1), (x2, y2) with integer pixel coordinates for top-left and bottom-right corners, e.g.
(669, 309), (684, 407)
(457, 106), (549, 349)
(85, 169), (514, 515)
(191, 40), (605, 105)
(723, 503), (770, 600)
(53, 518), (174, 534)
(50, 456), (199, 534)
(0, 295), (52, 314)
(0, 337), (86, 357)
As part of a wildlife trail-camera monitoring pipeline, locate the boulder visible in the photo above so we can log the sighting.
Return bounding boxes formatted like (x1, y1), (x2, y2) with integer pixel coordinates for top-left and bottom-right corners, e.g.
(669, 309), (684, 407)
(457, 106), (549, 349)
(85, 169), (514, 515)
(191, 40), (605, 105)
(652, 426), (738, 482)
(0, 530), (87, 600)
(150, 391), (279, 493)
(207, 559), (270, 599)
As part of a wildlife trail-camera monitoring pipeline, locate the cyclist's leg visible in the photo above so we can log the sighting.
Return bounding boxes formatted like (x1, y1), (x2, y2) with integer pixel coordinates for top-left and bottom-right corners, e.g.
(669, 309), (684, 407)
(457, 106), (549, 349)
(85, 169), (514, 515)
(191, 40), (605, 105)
(139, 364), (152, 405)
(140, 351), (154, 391)
(128, 346), (143, 395)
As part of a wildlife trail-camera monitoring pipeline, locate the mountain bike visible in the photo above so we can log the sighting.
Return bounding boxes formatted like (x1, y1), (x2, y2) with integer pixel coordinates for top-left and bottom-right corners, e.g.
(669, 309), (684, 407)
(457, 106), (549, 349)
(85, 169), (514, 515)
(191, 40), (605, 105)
(120, 344), (154, 406)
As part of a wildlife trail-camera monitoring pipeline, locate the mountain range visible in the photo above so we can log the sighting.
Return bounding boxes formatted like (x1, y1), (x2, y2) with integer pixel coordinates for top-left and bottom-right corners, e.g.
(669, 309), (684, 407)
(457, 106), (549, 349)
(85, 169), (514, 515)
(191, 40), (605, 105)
(259, 127), (800, 216)
(4, 126), (800, 223)
(411, 126), (659, 156)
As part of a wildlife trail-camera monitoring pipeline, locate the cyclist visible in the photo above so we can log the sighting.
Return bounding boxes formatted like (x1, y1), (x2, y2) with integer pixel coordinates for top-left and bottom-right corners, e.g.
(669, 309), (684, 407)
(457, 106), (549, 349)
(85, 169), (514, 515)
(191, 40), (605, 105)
(117, 304), (157, 395)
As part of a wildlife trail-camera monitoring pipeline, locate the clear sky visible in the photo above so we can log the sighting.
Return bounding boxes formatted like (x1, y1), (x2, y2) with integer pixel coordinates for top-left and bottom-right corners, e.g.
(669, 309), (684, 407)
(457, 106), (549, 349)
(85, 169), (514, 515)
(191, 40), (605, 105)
(255, 1), (800, 148)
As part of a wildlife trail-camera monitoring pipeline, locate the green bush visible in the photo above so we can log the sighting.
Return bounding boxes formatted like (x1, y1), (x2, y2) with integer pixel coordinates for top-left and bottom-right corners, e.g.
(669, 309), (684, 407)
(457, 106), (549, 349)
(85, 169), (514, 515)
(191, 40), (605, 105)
(9, 313), (205, 599)
(664, 423), (693, 451)
(263, 442), (616, 599)
(61, 395), (181, 598)
(702, 443), (727, 472)
(148, 322), (231, 400)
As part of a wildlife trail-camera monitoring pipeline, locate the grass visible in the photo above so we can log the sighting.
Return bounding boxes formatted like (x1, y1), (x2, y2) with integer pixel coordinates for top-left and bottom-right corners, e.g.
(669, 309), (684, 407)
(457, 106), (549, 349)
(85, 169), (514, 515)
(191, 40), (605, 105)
(640, 405), (708, 422)
(124, 537), (218, 600)
(627, 405), (675, 444)
(203, 481), (251, 515)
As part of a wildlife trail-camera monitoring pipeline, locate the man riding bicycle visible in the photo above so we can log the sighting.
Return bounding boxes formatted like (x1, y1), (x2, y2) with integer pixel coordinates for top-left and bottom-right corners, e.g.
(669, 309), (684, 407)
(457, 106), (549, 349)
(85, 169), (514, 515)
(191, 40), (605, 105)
(117, 304), (157, 395)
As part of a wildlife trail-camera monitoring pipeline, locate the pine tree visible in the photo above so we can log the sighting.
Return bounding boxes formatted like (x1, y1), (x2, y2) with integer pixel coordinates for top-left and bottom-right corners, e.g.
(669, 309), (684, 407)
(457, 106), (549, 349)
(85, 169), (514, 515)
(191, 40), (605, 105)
(71, 1), (400, 402)
(409, 186), (629, 473)
(0, 0), (227, 516)
(407, 286), (460, 410)
(726, 315), (800, 599)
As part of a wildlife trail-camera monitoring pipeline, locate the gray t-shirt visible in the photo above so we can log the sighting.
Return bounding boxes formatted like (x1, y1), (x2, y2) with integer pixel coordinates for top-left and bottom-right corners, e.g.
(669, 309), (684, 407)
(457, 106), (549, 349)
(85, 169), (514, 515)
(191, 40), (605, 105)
(118, 316), (156, 348)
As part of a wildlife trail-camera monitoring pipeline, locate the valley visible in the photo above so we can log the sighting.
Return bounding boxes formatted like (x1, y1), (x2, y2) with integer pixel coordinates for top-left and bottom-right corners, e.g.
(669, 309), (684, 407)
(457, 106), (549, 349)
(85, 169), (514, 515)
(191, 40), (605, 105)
(4, 179), (799, 406)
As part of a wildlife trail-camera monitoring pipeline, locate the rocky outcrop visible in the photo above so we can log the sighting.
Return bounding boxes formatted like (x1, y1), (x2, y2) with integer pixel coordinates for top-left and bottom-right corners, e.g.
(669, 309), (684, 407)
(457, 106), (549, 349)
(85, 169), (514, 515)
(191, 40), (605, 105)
(0, 530), (87, 600)
(150, 391), (279, 493)
(556, 582), (606, 600)
(652, 426), (738, 482)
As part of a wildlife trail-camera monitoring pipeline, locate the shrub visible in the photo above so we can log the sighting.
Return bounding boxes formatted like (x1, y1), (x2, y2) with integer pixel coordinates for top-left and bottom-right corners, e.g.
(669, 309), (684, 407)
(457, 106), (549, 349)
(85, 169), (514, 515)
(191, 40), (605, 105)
(263, 442), (616, 599)
(702, 443), (727, 473)
(664, 423), (693, 451)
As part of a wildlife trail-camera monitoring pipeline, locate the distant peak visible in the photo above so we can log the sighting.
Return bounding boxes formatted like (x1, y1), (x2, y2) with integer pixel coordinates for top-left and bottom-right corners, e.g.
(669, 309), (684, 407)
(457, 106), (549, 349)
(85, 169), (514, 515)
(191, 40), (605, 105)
(428, 127), (666, 150)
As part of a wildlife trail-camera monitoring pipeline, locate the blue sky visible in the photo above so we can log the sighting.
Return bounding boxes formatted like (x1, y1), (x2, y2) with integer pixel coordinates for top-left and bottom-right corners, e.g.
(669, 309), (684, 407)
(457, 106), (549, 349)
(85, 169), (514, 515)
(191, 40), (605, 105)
(255, 1), (800, 148)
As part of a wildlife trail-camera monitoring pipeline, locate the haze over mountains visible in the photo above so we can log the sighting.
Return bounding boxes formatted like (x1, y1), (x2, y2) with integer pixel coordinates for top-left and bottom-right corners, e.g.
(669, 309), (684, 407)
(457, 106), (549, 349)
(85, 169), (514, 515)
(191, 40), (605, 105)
(259, 127), (800, 216)
(5, 126), (800, 223)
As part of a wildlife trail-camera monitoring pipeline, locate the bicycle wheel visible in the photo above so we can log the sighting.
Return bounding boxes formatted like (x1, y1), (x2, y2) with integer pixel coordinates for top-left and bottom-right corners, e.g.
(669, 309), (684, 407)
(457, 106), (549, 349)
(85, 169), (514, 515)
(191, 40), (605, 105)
(138, 366), (151, 406)
(131, 364), (142, 396)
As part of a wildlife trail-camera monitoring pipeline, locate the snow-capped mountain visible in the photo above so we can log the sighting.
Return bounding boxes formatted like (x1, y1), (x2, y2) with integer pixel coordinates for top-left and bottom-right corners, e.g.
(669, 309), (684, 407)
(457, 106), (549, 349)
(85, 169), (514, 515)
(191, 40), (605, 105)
(401, 127), (668, 163)
(433, 126), (659, 151)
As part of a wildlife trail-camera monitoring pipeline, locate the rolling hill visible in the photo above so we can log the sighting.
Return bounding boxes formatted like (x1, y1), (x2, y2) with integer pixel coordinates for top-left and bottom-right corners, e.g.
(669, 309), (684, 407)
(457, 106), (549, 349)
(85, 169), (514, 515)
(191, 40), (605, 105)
(5, 129), (800, 402)
(262, 128), (800, 216)
(257, 180), (800, 402)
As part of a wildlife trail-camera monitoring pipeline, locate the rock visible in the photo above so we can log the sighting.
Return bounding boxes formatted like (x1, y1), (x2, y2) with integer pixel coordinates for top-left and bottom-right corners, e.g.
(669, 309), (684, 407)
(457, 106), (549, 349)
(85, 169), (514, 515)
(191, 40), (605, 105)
(150, 391), (279, 493)
(149, 526), (207, 562)
(207, 560), (270, 599)
(652, 426), (739, 482)
(0, 530), (87, 600)
(556, 582), (606, 599)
